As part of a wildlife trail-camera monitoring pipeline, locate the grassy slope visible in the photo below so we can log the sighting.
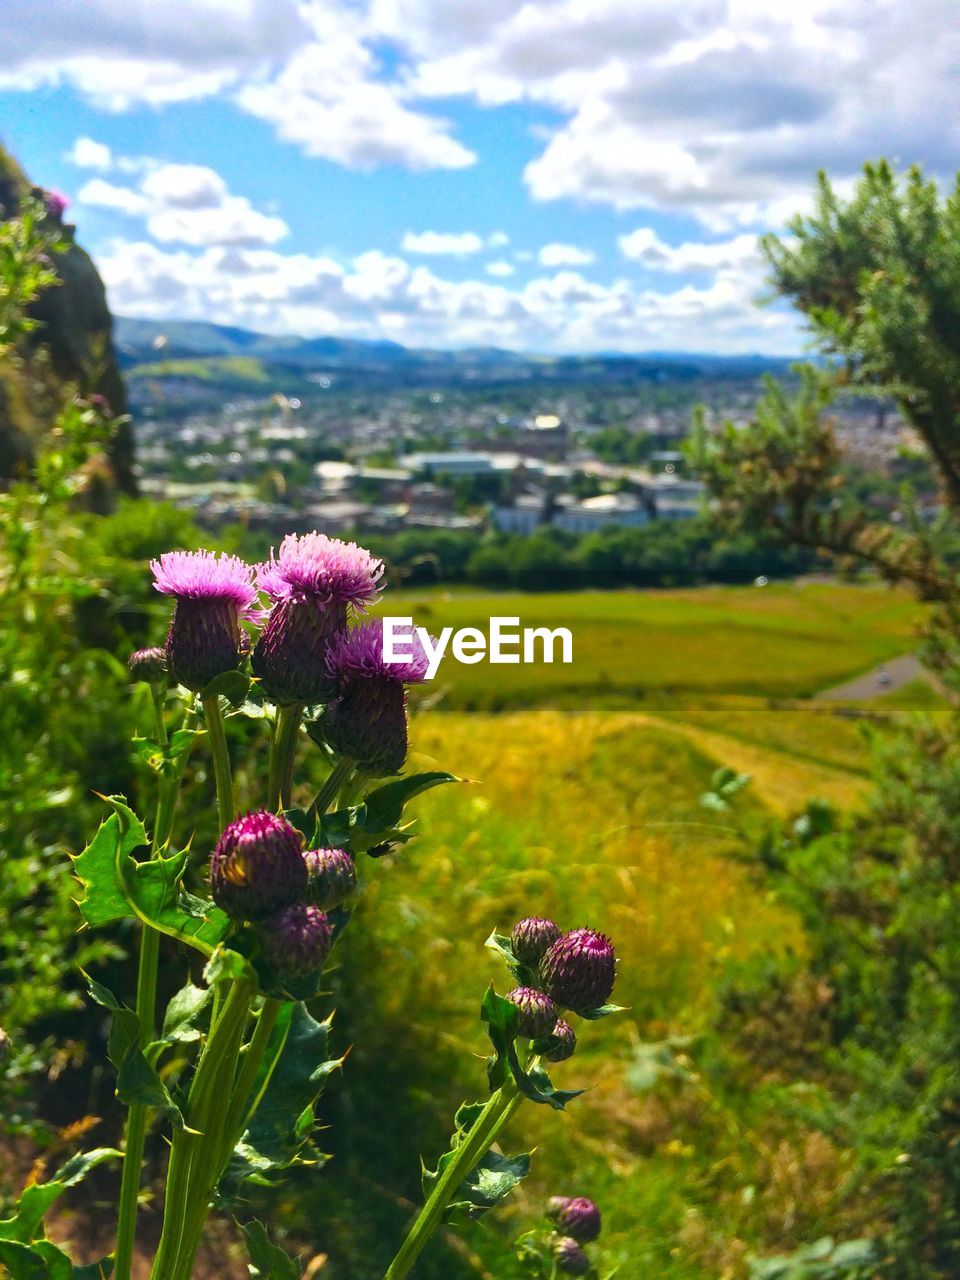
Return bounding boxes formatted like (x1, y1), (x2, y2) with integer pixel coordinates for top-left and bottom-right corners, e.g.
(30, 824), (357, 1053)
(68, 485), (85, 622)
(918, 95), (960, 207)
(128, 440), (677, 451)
(313, 582), (932, 1277)
(334, 711), (803, 1277)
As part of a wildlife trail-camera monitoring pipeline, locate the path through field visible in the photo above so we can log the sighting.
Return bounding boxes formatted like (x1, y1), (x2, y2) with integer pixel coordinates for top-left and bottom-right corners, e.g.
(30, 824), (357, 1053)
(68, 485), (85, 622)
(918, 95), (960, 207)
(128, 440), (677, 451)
(815, 652), (930, 700)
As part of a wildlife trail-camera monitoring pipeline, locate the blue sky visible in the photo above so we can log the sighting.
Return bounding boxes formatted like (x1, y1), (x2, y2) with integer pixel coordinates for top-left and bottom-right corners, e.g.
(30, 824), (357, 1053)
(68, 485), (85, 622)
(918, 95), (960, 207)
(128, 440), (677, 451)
(1, 0), (954, 354)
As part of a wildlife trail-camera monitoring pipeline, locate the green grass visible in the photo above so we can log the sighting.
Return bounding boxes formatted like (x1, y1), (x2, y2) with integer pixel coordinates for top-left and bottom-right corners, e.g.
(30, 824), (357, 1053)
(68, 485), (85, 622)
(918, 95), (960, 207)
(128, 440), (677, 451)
(393, 581), (926, 708)
(128, 355), (271, 386)
(325, 709), (805, 1278)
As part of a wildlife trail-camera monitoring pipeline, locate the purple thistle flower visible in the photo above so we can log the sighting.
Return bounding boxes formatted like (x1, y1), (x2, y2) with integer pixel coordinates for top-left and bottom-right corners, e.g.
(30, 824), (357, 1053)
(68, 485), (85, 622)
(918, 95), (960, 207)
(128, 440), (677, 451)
(326, 618), (430, 684)
(253, 532), (383, 704)
(548, 1197), (601, 1243)
(553, 1237), (591, 1276)
(260, 903), (334, 978)
(505, 987), (558, 1039)
(44, 189), (69, 219)
(319, 619), (429, 775)
(510, 916), (562, 968)
(539, 928), (616, 1014)
(128, 646), (169, 685)
(257, 531), (383, 608)
(151, 550), (258, 692)
(304, 846), (357, 910)
(209, 810), (307, 921)
(542, 1017), (577, 1063)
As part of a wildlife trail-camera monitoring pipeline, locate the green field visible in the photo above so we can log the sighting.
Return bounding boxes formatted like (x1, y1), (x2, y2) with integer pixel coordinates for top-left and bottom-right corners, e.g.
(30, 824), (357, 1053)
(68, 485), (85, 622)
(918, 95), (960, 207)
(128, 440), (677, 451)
(128, 355), (271, 386)
(393, 580), (926, 708)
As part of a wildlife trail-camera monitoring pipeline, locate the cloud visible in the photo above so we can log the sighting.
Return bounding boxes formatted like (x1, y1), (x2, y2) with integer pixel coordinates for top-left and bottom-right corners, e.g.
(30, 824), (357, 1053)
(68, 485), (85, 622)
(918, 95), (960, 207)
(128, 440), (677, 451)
(0, 0), (473, 172)
(0, 0), (308, 104)
(7, 0), (955, 208)
(64, 136), (113, 170)
(381, 0), (960, 227)
(76, 178), (151, 217)
(486, 260), (515, 277)
(96, 235), (801, 355)
(232, 5), (474, 172)
(0, 0), (309, 107)
(401, 230), (485, 254)
(76, 162), (288, 247)
(618, 228), (762, 273)
(487, 230), (510, 248)
(538, 242), (596, 267)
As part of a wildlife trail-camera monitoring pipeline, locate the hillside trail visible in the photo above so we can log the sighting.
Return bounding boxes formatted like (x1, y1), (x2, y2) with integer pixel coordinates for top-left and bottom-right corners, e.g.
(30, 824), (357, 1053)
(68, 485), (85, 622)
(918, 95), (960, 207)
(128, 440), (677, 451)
(815, 653), (936, 701)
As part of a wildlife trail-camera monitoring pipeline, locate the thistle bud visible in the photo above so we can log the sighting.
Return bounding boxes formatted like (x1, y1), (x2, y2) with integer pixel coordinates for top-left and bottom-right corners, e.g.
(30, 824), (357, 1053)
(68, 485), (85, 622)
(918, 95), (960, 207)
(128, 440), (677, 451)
(547, 1196), (601, 1243)
(210, 810), (307, 921)
(505, 987), (558, 1039)
(554, 1237), (591, 1276)
(321, 619), (429, 775)
(128, 646), (169, 685)
(260, 903), (334, 978)
(542, 1017), (577, 1063)
(253, 532), (382, 705)
(510, 916), (561, 968)
(151, 550), (258, 692)
(539, 928), (616, 1014)
(304, 846), (357, 909)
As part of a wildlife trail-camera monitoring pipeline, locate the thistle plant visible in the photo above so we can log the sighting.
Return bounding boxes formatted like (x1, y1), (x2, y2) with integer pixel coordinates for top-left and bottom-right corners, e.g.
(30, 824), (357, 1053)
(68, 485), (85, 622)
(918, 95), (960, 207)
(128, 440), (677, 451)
(0, 531), (623, 1280)
(516, 1195), (612, 1279)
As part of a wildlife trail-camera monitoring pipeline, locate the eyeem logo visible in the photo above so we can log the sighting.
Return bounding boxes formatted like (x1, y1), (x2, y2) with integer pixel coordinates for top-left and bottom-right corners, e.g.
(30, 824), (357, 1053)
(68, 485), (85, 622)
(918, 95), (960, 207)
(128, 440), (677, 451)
(383, 615), (573, 680)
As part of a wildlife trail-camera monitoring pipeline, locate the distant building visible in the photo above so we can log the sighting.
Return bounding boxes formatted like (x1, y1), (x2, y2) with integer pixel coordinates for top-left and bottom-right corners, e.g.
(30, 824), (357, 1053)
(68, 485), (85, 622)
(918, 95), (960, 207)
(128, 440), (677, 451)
(493, 491), (548, 534)
(553, 493), (650, 534)
(299, 499), (372, 532)
(647, 474), (705, 520)
(649, 450), (685, 473)
(402, 451), (506, 477)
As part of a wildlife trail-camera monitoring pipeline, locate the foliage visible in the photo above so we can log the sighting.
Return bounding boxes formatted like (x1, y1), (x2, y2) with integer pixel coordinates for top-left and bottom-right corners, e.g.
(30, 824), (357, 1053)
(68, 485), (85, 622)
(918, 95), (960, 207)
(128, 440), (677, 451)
(692, 160), (960, 1278)
(361, 518), (814, 592)
(763, 162), (960, 506)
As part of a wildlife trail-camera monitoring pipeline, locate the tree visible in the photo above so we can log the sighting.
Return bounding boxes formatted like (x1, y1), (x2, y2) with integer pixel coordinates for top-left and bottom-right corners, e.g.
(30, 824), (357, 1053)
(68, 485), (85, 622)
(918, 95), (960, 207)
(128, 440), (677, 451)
(694, 164), (960, 662)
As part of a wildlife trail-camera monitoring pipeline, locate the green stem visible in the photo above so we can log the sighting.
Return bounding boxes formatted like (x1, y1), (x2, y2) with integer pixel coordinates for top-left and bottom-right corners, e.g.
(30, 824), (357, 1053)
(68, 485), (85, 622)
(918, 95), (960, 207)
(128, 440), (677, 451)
(383, 1080), (523, 1280)
(113, 928), (160, 1280)
(201, 692), (234, 833)
(219, 997), (282, 1156)
(150, 978), (253, 1280)
(115, 688), (188, 1280)
(267, 703), (304, 811)
(313, 757), (356, 815)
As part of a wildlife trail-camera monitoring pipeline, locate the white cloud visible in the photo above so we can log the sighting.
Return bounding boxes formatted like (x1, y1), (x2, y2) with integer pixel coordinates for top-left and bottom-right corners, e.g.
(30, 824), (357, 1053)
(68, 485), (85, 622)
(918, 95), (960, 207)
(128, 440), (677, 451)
(487, 230), (510, 248)
(148, 202), (287, 248)
(378, 0), (960, 227)
(401, 230), (485, 254)
(538, 242), (596, 267)
(64, 136), (113, 170)
(76, 178), (150, 217)
(618, 229), (762, 273)
(234, 6), (474, 171)
(0, 0), (309, 108)
(96, 235), (801, 355)
(76, 162), (288, 248)
(7, 0), (955, 209)
(140, 164), (228, 210)
(0, 0), (473, 172)
(486, 260), (515, 277)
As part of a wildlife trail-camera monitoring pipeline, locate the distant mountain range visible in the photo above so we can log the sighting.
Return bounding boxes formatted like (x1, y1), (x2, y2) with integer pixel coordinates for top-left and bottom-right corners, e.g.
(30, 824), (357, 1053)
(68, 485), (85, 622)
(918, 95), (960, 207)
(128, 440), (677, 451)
(115, 316), (798, 386)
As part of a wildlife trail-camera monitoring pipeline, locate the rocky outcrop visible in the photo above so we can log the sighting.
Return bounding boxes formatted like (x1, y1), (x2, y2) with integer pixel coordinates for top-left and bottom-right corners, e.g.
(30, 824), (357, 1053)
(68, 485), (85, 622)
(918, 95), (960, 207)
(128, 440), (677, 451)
(0, 143), (135, 492)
